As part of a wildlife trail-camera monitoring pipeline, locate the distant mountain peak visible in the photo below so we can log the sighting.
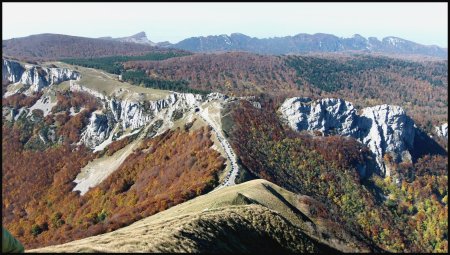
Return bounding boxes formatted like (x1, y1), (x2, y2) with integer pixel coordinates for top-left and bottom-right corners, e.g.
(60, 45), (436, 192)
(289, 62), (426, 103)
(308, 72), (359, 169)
(352, 34), (365, 39)
(130, 31), (147, 39)
(230, 32), (247, 37)
(105, 32), (156, 46)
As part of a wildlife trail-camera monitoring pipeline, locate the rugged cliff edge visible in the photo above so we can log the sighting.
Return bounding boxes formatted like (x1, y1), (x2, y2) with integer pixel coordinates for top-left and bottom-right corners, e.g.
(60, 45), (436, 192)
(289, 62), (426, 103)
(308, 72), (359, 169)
(2, 59), (241, 195)
(280, 97), (417, 176)
(2, 58), (80, 95)
(70, 81), (205, 150)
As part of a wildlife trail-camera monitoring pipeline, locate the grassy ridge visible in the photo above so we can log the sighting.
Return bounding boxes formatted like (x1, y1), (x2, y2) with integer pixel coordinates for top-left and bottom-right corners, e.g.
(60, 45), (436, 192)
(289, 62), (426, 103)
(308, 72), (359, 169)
(121, 70), (209, 95)
(61, 52), (210, 95)
(29, 180), (360, 253)
(61, 52), (191, 74)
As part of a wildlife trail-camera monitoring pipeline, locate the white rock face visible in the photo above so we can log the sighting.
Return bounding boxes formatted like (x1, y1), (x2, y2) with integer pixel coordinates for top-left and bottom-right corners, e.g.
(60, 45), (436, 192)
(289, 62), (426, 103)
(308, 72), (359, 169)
(27, 95), (57, 117)
(206, 92), (229, 101)
(280, 98), (358, 136)
(359, 105), (415, 176)
(2, 59), (25, 84)
(280, 97), (416, 176)
(2, 59), (80, 94)
(79, 111), (114, 149)
(108, 92), (202, 131)
(435, 123), (448, 139)
(74, 82), (204, 149)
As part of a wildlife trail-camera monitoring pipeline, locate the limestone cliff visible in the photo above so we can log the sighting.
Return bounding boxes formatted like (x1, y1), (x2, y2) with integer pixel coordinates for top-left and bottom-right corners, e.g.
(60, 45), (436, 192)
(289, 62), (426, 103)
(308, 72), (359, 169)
(280, 97), (416, 176)
(2, 58), (80, 94)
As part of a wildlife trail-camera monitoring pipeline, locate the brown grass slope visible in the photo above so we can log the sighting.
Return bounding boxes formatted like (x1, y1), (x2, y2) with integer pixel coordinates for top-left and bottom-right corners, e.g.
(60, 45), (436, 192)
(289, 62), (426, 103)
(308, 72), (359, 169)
(29, 179), (370, 253)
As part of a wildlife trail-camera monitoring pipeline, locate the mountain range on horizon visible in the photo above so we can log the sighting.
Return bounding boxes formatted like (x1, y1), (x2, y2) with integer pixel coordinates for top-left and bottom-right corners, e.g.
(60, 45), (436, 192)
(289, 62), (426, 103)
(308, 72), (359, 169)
(168, 32), (447, 57)
(105, 31), (448, 58)
(4, 31), (448, 59)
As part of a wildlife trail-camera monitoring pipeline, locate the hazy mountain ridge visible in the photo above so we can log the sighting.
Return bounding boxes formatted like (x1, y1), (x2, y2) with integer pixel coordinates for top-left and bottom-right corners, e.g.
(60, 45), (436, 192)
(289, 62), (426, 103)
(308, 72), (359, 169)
(2, 33), (187, 61)
(4, 32), (446, 61)
(166, 33), (447, 58)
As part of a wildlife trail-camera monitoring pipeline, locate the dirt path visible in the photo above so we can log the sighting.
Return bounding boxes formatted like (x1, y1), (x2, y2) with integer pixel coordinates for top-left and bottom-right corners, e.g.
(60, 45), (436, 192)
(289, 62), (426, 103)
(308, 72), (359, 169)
(92, 68), (115, 80)
(198, 106), (239, 189)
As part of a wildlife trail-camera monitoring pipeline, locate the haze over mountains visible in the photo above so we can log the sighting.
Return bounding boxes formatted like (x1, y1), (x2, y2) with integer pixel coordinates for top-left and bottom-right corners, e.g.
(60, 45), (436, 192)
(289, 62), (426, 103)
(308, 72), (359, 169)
(2, 33), (187, 61)
(3, 32), (448, 59)
(168, 33), (448, 58)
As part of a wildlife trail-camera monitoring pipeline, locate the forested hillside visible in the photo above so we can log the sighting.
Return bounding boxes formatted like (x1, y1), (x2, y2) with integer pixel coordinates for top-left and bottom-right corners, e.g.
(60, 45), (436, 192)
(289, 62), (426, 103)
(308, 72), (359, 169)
(2, 91), (225, 249)
(2, 33), (188, 61)
(124, 52), (300, 96)
(37, 50), (446, 132)
(221, 97), (448, 252)
(123, 53), (447, 131)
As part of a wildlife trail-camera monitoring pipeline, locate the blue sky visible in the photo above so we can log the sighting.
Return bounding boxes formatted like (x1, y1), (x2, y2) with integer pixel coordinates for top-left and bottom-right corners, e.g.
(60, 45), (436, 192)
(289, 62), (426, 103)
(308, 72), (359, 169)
(2, 2), (448, 47)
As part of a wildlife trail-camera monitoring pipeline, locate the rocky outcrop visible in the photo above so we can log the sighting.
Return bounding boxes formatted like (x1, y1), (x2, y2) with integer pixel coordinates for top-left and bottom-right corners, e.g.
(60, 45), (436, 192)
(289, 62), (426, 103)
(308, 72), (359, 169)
(280, 98), (359, 136)
(435, 123), (448, 139)
(108, 93), (201, 131)
(74, 82), (204, 149)
(2, 58), (80, 93)
(359, 105), (415, 176)
(79, 112), (114, 148)
(205, 92), (229, 101)
(2, 59), (25, 84)
(280, 97), (416, 176)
